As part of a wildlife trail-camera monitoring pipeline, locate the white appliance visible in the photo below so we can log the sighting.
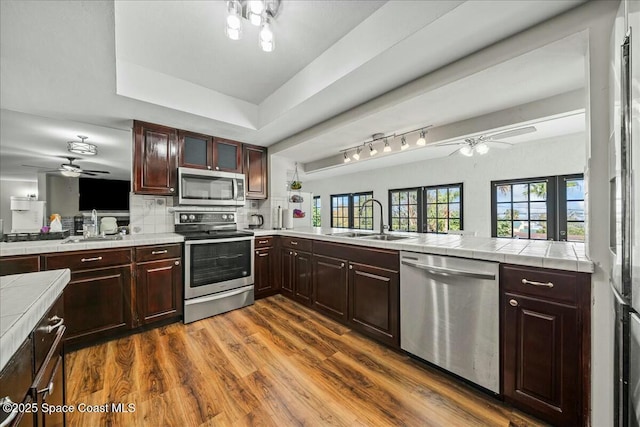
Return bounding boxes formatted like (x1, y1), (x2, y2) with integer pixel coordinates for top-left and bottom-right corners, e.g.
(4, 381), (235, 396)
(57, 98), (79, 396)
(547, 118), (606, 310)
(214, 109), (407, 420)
(610, 1), (640, 425)
(10, 197), (46, 233)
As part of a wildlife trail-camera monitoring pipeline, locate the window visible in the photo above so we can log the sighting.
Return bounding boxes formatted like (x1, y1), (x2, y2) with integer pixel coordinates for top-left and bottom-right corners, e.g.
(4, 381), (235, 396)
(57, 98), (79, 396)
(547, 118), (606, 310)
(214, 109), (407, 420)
(312, 196), (321, 227)
(425, 184), (462, 233)
(330, 192), (373, 229)
(388, 183), (463, 233)
(491, 174), (584, 241)
(389, 188), (420, 231)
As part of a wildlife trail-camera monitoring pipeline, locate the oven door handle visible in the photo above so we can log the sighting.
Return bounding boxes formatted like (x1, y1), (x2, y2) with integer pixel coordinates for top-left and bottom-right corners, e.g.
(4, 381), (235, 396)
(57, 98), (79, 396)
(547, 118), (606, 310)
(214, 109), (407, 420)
(185, 237), (254, 246)
(185, 285), (254, 305)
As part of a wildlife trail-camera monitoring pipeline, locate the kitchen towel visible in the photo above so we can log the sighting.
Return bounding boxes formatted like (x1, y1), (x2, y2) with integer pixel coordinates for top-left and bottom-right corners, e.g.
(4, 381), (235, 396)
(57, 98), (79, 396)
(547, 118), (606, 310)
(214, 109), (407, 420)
(282, 209), (293, 229)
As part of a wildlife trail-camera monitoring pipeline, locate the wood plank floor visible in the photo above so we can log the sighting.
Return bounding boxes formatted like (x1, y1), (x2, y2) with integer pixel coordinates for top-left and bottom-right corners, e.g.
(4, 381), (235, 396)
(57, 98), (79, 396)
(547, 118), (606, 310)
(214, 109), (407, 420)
(65, 295), (545, 427)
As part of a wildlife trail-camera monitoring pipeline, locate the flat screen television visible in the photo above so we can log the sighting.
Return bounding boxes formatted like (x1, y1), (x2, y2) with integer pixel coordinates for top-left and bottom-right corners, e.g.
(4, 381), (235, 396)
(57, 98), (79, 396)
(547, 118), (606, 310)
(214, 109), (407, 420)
(79, 178), (131, 211)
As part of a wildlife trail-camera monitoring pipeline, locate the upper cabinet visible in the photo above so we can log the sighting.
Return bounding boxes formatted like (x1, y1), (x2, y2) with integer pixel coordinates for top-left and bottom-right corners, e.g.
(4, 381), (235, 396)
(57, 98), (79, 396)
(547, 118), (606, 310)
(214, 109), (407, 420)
(244, 144), (268, 199)
(178, 131), (242, 173)
(133, 121), (178, 195)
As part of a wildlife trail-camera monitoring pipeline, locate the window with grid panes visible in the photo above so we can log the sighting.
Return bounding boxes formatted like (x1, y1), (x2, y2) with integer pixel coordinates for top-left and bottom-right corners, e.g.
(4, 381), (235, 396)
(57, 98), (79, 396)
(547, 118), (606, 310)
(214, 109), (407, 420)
(330, 192), (373, 229)
(560, 175), (585, 242)
(312, 196), (321, 227)
(424, 184), (462, 233)
(389, 188), (420, 231)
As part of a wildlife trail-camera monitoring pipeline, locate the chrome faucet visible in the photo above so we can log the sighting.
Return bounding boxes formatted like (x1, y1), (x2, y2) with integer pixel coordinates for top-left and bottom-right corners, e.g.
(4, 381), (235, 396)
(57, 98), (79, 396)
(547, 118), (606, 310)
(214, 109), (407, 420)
(359, 198), (385, 235)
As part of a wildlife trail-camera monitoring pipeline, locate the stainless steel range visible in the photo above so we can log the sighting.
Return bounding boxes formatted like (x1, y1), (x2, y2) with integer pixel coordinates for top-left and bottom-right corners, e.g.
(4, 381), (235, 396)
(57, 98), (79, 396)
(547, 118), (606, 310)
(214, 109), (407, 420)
(174, 209), (254, 324)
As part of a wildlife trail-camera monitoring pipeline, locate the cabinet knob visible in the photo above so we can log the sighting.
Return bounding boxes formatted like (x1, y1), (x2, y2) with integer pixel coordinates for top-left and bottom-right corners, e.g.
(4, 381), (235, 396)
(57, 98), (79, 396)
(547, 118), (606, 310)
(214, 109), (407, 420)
(170, 187), (175, 192)
(174, 261), (180, 266)
(509, 299), (518, 307)
(340, 262), (345, 268)
(215, 166), (220, 170)
(207, 166), (212, 170)
(294, 252), (298, 256)
(349, 265), (353, 270)
(289, 251), (293, 255)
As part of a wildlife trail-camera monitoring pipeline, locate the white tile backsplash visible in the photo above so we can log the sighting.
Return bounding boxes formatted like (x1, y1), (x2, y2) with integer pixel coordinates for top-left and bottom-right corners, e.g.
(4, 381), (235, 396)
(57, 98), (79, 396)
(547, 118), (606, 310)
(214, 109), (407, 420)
(130, 194), (174, 234)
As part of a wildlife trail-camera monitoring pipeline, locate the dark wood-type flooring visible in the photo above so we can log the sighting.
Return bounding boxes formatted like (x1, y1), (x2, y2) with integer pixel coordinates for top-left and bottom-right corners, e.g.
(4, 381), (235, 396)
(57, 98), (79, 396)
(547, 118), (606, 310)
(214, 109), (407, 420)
(65, 295), (545, 426)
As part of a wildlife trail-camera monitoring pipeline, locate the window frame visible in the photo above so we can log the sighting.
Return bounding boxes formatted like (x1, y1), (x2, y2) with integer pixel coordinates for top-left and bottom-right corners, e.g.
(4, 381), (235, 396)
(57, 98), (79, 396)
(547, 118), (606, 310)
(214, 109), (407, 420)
(558, 174), (585, 242)
(387, 183), (463, 234)
(312, 195), (321, 227)
(491, 174), (583, 241)
(330, 191), (374, 229)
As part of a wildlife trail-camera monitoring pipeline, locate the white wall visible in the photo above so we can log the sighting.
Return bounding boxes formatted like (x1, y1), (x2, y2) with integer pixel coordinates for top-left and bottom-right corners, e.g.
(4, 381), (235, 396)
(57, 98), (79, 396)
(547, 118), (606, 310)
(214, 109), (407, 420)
(304, 133), (585, 236)
(0, 179), (39, 234)
(45, 175), (79, 217)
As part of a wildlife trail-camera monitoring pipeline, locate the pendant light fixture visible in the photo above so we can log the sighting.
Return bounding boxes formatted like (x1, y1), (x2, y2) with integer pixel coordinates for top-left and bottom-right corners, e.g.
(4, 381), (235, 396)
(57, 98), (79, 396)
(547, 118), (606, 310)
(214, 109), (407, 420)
(225, 0), (281, 52)
(67, 135), (97, 156)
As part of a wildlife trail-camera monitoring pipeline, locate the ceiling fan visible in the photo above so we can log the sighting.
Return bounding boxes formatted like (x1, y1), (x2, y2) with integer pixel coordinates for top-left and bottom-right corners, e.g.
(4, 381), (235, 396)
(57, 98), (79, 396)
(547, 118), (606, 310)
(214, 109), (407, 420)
(22, 157), (110, 177)
(434, 126), (537, 157)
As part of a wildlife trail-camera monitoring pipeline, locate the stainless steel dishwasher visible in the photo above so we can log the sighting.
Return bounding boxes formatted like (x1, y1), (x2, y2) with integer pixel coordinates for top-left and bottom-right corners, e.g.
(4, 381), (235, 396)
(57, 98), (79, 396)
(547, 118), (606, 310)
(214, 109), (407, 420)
(400, 251), (500, 393)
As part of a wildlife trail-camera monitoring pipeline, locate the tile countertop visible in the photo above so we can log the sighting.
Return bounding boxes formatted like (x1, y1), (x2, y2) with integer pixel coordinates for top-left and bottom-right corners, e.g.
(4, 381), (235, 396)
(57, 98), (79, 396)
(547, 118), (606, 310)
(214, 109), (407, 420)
(0, 269), (70, 371)
(0, 233), (184, 257)
(248, 227), (593, 273)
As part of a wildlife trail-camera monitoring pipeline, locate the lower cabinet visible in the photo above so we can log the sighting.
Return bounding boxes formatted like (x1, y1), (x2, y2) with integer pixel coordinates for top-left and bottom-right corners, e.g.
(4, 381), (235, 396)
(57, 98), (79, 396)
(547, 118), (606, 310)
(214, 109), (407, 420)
(254, 237), (279, 299)
(135, 258), (182, 325)
(501, 264), (590, 427)
(0, 255), (40, 276)
(312, 255), (348, 322)
(348, 262), (399, 347)
(279, 247), (312, 305)
(63, 265), (133, 346)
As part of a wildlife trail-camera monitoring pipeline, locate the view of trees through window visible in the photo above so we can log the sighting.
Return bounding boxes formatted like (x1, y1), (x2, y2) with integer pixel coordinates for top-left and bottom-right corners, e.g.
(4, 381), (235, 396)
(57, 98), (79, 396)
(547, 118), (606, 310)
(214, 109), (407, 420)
(492, 174), (584, 241)
(425, 185), (462, 233)
(390, 189), (419, 231)
(312, 196), (321, 227)
(330, 192), (373, 229)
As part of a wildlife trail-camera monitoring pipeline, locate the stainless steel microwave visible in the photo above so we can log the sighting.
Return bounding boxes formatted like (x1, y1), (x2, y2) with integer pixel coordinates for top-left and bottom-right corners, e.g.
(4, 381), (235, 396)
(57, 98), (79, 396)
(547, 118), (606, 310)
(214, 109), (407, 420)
(178, 167), (245, 207)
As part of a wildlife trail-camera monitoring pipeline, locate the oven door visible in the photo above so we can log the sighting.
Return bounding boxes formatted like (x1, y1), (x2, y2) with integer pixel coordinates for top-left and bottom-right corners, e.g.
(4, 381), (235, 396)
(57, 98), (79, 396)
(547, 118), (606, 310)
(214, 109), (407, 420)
(178, 167), (245, 206)
(184, 237), (254, 299)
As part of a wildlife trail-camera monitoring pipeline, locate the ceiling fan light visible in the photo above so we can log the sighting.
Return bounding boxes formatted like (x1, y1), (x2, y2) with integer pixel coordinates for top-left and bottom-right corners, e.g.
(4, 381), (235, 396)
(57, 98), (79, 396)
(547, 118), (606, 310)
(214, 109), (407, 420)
(60, 170), (81, 178)
(400, 135), (409, 150)
(416, 130), (426, 146)
(383, 138), (391, 152)
(475, 142), (489, 155)
(67, 141), (97, 156)
(460, 145), (474, 157)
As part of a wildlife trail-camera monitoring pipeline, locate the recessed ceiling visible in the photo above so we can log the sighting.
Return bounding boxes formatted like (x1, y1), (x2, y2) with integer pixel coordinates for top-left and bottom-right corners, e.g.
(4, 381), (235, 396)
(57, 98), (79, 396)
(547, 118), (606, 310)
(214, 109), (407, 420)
(0, 0), (587, 181)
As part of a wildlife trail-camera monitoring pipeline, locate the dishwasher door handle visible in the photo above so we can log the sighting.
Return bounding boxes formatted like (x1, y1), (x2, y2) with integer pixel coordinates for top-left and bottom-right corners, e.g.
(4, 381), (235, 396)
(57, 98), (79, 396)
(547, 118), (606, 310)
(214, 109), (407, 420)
(401, 259), (496, 281)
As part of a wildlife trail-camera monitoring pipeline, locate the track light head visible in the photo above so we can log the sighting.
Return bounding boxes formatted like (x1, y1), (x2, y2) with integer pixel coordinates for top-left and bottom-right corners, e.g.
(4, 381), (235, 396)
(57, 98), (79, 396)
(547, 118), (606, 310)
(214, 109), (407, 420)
(416, 129), (427, 146)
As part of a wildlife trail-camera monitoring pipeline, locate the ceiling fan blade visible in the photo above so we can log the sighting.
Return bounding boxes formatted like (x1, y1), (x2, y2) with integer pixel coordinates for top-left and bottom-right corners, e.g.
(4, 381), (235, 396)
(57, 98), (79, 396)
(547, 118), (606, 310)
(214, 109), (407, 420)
(486, 126), (536, 141)
(434, 141), (466, 147)
(488, 140), (514, 146)
(447, 148), (462, 157)
(82, 169), (110, 174)
(80, 171), (98, 176)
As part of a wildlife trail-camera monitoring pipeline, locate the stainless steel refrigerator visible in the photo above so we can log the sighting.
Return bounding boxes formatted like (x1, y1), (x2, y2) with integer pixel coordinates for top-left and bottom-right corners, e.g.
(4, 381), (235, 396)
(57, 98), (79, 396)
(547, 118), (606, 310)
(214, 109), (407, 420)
(610, 1), (640, 425)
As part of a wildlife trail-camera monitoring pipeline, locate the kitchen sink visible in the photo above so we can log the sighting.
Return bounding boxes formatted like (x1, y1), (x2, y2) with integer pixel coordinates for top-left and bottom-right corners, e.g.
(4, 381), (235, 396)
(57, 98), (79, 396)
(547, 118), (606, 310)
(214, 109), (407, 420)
(328, 231), (375, 238)
(357, 234), (411, 241)
(62, 235), (124, 244)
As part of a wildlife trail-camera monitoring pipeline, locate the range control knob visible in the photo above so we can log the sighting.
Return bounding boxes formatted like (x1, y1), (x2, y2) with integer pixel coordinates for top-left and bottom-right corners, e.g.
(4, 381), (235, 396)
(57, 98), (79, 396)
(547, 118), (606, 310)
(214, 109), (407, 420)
(228, 214), (234, 221)
(188, 214), (196, 221)
(222, 214), (228, 220)
(180, 214), (188, 222)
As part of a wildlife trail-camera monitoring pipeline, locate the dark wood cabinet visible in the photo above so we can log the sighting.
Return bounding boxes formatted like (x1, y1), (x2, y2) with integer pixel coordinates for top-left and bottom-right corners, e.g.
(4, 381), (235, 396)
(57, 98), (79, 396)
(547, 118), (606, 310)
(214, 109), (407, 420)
(243, 144), (268, 199)
(293, 251), (313, 305)
(254, 237), (279, 299)
(280, 238), (313, 305)
(348, 262), (399, 347)
(133, 120), (178, 195)
(501, 264), (590, 427)
(312, 254), (348, 322)
(280, 247), (294, 297)
(0, 255), (40, 276)
(178, 131), (242, 173)
(135, 258), (182, 325)
(178, 130), (212, 170)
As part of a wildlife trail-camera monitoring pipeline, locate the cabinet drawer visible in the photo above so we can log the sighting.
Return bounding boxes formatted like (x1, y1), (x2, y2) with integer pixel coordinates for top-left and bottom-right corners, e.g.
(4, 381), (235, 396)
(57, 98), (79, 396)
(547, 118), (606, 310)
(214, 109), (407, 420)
(135, 244), (182, 262)
(254, 236), (274, 249)
(501, 264), (586, 304)
(32, 325), (64, 396)
(0, 255), (40, 277)
(314, 241), (399, 272)
(33, 297), (64, 376)
(45, 248), (132, 271)
(280, 237), (312, 252)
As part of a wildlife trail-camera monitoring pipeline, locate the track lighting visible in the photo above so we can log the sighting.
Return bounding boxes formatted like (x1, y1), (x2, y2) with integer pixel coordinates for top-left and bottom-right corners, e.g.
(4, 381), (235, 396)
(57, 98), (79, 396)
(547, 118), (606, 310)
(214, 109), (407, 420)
(369, 143), (377, 156)
(383, 138), (391, 152)
(343, 152), (351, 163)
(400, 135), (409, 151)
(416, 129), (427, 146)
(352, 147), (361, 160)
(459, 145), (474, 157)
